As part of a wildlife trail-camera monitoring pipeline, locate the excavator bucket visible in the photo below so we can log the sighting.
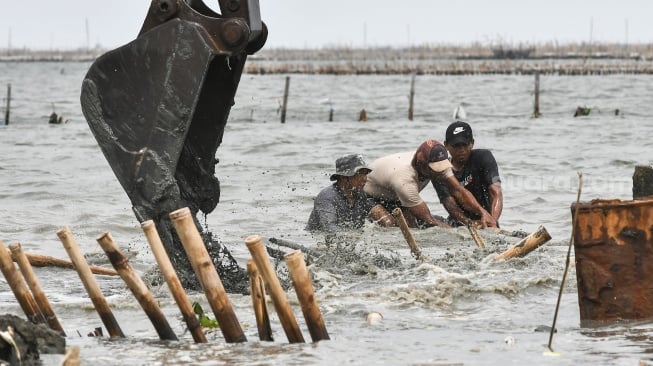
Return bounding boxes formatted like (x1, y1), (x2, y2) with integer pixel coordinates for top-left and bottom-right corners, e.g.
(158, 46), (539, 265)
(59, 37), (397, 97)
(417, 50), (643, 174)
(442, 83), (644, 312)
(80, 0), (266, 291)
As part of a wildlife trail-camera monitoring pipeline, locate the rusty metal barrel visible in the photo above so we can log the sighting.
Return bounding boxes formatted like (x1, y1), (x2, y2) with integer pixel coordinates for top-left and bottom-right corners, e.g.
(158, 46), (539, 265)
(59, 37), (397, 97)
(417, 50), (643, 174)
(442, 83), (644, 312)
(572, 198), (653, 324)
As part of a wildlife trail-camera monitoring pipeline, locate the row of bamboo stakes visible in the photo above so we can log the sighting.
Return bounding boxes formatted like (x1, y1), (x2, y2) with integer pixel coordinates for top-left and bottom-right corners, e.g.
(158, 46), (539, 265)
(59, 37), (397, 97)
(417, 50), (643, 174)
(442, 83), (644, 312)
(246, 61), (653, 76)
(274, 72), (566, 124)
(391, 208), (552, 263)
(0, 206), (329, 346)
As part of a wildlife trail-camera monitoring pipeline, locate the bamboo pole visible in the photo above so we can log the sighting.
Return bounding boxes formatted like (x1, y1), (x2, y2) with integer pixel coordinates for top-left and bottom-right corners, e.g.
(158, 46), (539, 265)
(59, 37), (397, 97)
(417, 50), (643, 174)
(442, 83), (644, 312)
(4, 84), (10, 125)
(492, 225), (552, 263)
(61, 346), (80, 366)
(487, 227), (529, 238)
(6, 249), (118, 276)
(280, 76), (290, 123)
(533, 71), (541, 118)
(245, 235), (305, 343)
(96, 232), (178, 341)
(285, 250), (330, 342)
(56, 227), (125, 338)
(391, 208), (428, 261)
(0, 240), (46, 324)
(408, 73), (415, 121)
(141, 220), (206, 343)
(247, 259), (273, 341)
(169, 207), (246, 343)
(8, 242), (65, 335)
(269, 237), (320, 258)
(467, 224), (485, 249)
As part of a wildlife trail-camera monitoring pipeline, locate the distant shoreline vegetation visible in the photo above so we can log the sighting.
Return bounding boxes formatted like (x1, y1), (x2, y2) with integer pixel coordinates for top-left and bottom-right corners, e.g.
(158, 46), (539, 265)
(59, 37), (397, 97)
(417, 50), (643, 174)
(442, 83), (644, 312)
(2, 42), (652, 74)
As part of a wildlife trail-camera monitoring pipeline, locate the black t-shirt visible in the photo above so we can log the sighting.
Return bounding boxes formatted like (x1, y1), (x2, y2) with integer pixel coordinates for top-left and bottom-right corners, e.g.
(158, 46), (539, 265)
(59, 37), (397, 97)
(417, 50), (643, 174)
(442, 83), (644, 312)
(434, 149), (501, 221)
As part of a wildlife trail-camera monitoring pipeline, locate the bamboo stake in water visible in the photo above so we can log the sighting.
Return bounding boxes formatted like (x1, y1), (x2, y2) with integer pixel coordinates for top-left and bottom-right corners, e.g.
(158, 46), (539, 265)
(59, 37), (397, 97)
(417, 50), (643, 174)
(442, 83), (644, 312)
(391, 208), (428, 261)
(141, 220), (206, 343)
(285, 250), (330, 342)
(56, 227), (124, 338)
(9, 242), (65, 335)
(169, 207), (246, 343)
(96, 231), (178, 341)
(5, 248), (118, 276)
(4, 84), (10, 125)
(247, 259), (273, 341)
(491, 226), (551, 263)
(408, 73), (416, 121)
(245, 234), (305, 343)
(281, 76), (290, 123)
(533, 71), (541, 118)
(547, 172), (583, 353)
(467, 223), (485, 249)
(0, 240), (45, 324)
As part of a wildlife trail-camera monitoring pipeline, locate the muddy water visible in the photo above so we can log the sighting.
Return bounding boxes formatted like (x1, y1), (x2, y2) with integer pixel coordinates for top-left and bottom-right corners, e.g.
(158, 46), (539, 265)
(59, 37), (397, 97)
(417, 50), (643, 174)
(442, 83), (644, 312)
(0, 62), (652, 365)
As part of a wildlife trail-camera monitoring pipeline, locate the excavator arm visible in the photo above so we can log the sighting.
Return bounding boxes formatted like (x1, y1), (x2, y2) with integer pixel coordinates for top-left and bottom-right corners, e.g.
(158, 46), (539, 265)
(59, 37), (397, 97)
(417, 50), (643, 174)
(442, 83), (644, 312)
(80, 0), (267, 291)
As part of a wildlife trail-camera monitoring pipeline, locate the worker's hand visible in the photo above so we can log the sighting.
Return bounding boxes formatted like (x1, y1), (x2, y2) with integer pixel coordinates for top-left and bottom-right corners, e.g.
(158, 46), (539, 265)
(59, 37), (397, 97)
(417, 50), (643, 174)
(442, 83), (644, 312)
(478, 212), (497, 228)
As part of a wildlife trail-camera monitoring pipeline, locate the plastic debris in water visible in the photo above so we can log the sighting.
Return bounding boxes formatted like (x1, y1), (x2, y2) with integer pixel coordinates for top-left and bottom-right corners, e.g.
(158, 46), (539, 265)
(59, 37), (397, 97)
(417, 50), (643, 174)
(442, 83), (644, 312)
(366, 312), (383, 325)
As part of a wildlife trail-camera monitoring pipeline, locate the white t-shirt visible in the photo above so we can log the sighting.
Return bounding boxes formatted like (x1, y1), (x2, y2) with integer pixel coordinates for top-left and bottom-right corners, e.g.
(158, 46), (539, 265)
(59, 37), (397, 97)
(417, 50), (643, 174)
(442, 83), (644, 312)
(364, 151), (450, 208)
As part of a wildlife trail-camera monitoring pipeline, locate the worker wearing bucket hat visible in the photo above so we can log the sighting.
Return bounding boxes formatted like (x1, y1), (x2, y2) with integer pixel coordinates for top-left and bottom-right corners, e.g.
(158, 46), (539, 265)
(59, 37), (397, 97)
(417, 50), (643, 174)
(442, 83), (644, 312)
(306, 154), (390, 232)
(364, 140), (496, 229)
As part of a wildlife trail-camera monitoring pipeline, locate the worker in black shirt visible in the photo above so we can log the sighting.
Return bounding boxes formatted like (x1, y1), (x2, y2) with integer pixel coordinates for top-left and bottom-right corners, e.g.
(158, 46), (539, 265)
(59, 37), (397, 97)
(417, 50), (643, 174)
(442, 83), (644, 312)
(434, 112), (503, 228)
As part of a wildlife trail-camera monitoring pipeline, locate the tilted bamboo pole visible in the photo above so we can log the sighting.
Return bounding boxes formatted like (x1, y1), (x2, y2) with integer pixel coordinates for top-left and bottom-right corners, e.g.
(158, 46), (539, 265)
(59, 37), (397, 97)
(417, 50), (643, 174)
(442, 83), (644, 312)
(9, 242), (65, 335)
(280, 76), (290, 123)
(141, 220), (206, 343)
(56, 227), (124, 338)
(0, 240), (46, 324)
(492, 226), (552, 263)
(391, 208), (428, 261)
(96, 232), (178, 341)
(245, 235), (305, 343)
(6, 249), (118, 276)
(285, 250), (330, 342)
(467, 224), (485, 249)
(247, 259), (273, 341)
(169, 207), (246, 343)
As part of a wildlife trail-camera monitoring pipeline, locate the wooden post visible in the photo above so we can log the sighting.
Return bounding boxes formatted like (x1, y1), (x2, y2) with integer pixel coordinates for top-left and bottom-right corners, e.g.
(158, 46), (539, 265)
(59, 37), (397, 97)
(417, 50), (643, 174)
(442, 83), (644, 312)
(328, 107), (333, 122)
(4, 84), (10, 125)
(141, 220), (206, 343)
(533, 71), (541, 118)
(8, 243), (65, 335)
(467, 224), (485, 249)
(358, 108), (368, 122)
(285, 250), (330, 342)
(633, 165), (653, 199)
(61, 346), (80, 366)
(492, 226), (551, 263)
(280, 76), (290, 123)
(391, 208), (428, 261)
(0, 240), (46, 324)
(96, 232), (178, 341)
(6, 249), (118, 276)
(247, 259), (273, 341)
(245, 235), (305, 343)
(169, 207), (246, 343)
(408, 73), (416, 121)
(56, 227), (125, 338)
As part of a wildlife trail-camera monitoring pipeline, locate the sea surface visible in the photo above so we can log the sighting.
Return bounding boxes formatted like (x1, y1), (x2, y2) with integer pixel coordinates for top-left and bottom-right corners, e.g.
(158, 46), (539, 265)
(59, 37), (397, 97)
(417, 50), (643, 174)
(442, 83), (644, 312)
(0, 61), (652, 365)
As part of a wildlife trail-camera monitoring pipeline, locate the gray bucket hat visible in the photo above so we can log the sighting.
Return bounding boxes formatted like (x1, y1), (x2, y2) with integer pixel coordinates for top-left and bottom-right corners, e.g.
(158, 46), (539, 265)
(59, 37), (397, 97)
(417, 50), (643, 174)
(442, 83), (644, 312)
(330, 154), (372, 181)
